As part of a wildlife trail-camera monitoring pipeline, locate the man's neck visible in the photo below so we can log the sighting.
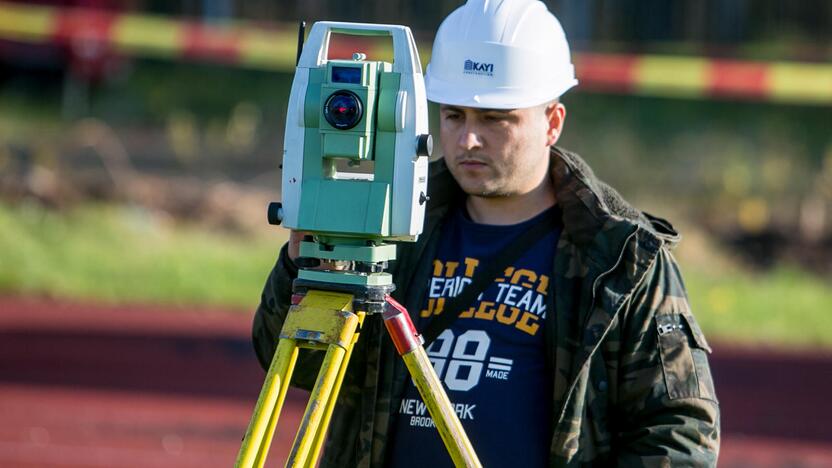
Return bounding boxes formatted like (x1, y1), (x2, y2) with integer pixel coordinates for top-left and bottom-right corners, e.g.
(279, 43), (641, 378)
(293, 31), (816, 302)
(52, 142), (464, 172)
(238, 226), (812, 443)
(465, 177), (556, 225)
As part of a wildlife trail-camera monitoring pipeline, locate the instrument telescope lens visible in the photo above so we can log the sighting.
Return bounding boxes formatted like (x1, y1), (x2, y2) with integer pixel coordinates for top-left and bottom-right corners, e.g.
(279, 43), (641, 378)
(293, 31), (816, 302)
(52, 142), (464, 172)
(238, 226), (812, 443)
(324, 90), (363, 130)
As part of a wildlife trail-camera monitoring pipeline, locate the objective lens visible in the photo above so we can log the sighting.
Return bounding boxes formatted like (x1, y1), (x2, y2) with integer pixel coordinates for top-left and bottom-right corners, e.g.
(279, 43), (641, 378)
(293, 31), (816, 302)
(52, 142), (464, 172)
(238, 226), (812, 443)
(324, 90), (363, 130)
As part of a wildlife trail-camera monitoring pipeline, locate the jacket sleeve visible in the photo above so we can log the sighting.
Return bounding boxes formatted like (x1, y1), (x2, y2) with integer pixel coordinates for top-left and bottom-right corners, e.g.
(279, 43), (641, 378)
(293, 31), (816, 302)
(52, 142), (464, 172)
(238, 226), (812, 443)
(614, 247), (720, 467)
(252, 242), (323, 390)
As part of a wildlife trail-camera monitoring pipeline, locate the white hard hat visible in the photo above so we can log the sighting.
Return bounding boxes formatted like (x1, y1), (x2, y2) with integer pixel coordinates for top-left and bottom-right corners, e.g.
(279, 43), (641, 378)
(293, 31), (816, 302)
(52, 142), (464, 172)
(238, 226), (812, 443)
(425, 0), (578, 109)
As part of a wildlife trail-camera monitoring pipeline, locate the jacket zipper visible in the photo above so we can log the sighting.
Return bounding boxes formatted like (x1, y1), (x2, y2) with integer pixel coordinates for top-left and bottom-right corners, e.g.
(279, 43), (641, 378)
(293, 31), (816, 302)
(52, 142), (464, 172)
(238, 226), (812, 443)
(556, 229), (638, 424)
(585, 229), (638, 332)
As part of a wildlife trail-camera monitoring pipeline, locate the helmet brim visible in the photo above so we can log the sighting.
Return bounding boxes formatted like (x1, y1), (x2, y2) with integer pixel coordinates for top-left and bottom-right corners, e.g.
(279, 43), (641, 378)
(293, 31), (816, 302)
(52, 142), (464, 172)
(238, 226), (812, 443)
(425, 71), (577, 109)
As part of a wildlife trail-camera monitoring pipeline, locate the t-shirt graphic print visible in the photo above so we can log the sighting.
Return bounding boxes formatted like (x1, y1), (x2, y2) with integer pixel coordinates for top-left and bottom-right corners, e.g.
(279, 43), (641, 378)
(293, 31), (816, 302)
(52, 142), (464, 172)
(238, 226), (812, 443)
(388, 204), (562, 468)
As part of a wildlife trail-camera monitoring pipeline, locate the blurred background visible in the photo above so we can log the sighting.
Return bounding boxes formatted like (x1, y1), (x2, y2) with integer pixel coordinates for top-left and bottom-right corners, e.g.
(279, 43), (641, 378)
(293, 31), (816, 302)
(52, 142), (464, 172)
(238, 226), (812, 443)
(1, 1), (830, 466)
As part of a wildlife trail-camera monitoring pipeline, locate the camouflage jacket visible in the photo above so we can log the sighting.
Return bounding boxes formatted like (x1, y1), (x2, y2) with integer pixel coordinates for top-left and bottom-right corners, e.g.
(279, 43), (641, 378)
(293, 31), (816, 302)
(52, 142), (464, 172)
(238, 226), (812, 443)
(253, 147), (720, 467)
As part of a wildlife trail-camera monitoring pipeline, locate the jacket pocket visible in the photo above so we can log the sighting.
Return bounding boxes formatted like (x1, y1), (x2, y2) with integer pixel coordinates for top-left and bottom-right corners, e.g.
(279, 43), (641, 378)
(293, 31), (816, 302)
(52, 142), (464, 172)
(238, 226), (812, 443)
(656, 313), (717, 401)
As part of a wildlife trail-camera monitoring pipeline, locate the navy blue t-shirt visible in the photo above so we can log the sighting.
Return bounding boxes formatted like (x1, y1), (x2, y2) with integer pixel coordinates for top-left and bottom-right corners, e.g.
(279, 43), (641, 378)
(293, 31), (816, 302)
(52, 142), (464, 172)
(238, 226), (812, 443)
(388, 204), (562, 467)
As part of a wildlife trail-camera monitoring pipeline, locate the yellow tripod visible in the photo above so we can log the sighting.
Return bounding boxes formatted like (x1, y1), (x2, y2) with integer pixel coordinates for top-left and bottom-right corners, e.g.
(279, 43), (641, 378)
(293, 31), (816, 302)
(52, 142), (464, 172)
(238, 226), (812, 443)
(236, 280), (482, 467)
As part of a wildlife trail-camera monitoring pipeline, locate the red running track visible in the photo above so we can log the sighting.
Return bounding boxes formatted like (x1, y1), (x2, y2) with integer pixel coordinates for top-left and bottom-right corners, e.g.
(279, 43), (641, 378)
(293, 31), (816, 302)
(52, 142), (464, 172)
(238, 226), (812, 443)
(1, 296), (831, 467)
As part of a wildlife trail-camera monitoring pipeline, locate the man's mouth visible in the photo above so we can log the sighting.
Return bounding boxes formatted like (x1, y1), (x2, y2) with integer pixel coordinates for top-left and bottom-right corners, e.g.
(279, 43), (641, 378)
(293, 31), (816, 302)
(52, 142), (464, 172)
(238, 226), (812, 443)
(458, 159), (488, 168)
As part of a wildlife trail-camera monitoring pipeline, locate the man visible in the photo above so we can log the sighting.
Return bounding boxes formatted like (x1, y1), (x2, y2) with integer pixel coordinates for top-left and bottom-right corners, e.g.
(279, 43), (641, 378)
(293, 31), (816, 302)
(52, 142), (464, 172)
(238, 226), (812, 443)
(253, 0), (720, 466)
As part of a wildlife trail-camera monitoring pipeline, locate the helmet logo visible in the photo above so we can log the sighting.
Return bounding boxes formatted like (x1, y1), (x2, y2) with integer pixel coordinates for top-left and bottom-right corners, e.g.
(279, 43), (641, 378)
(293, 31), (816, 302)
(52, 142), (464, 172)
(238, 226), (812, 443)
(463, 59), (494, 77)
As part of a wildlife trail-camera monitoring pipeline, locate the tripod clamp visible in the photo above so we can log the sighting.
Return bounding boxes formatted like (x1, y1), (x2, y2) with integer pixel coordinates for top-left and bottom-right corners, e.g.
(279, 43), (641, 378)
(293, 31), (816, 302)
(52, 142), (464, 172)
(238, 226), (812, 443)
(292, 277), (394, 314)
(293, 278), (426, 356)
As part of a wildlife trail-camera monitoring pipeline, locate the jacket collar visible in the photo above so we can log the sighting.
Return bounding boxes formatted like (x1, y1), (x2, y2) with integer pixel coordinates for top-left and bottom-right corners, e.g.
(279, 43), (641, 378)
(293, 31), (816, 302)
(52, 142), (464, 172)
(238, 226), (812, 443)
(425, 147), (680, 261)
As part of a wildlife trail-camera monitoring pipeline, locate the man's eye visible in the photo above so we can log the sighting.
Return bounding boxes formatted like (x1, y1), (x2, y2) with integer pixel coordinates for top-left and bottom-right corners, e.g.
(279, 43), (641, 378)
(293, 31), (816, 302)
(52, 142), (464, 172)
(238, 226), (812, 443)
(444, 113), (461, 120)
(483, 112), (509, 122)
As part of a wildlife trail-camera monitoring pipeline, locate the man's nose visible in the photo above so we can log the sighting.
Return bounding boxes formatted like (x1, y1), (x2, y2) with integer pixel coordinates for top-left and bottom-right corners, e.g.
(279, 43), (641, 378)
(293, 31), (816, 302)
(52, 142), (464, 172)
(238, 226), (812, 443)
(457, 124), (484, 151)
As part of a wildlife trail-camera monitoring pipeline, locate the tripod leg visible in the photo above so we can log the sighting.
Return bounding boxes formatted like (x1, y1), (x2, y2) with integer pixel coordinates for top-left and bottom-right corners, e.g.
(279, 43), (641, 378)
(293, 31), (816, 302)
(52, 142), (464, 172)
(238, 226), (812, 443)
(384, 297), (482, 468)
(237, 289), (368, 467)
(278, 290), (359, 467)
(237, 338), (300, 468)
(305, 311), (366, 468)
(401, 347), (480, 467)
(287, 335), (359, 466)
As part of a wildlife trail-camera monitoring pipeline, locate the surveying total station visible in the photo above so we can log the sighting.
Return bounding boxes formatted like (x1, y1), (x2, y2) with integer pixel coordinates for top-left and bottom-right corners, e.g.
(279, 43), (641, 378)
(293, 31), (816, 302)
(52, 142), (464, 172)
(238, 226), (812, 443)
(235, 22), (482, 467)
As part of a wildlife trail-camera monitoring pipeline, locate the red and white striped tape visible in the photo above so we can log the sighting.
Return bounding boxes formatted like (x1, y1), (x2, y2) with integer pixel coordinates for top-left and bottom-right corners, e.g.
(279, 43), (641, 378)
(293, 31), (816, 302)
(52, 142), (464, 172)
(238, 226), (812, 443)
(1, 2), (830, 104)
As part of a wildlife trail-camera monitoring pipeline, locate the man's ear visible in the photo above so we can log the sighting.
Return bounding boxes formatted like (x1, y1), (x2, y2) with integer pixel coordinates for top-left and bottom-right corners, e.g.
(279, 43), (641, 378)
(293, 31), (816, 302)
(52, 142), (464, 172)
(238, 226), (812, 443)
(545, 101), (566, 147)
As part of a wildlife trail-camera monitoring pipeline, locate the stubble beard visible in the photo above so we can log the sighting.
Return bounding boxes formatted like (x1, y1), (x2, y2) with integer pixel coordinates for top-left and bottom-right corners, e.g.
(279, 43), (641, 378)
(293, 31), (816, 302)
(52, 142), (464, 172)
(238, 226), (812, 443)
(450, 154), (530, 199)
(448, 147), (541, 199)
(470, 185), (514, 199)
(456, 169), (517, 199)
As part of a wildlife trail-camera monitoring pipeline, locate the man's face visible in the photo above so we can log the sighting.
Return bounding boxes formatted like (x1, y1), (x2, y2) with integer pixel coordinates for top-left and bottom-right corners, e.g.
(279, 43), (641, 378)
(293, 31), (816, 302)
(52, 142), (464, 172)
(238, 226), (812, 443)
(439, 103), (565, 198)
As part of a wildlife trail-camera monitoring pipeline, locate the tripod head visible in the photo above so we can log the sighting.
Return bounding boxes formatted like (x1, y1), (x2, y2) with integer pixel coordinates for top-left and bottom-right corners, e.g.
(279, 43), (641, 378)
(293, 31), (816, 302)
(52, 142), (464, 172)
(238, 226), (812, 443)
(268, 21), (432, 286)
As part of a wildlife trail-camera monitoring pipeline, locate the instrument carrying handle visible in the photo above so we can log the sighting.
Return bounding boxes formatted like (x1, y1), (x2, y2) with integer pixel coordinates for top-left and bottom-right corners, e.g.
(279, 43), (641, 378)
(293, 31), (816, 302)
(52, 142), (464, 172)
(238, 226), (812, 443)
(297, 21), (422, 76)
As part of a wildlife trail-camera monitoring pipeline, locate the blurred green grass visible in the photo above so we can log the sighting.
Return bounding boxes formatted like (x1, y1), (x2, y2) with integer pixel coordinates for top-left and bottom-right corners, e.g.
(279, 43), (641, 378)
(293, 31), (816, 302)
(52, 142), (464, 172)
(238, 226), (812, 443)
(0, 202), (285, 309)
(1, 201), (830, 349)
(685, 266), (832, 349)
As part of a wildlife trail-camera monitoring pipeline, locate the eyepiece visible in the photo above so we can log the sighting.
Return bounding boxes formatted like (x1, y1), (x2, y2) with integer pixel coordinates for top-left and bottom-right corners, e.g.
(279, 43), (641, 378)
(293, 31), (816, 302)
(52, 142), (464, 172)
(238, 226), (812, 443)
(324, 90), (363, 130)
